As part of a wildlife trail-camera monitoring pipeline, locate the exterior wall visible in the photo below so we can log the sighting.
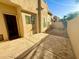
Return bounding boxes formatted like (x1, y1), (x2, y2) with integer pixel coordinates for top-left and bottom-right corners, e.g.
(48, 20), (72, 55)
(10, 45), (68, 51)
(14, 0), (39, 33)
(16, 7), (24, 38)
(0, 3), (24, 40)
(67, 16), (79, 59)
(21, 12), (33, 38)
(0, 0), (52, 40)
(0, 3), (17, 40)
(0, 12), (8, 41)
(11, 0), (38, 13)
(0, 0), (38, 40)
(47, 14), (52, 25)
(41, 0), (48, 32)
(1, 0), (50, 33)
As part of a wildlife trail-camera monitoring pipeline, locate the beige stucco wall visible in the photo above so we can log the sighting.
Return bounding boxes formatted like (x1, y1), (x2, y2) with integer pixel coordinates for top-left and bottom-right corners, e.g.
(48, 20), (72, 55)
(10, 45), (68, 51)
(47, 14), (52, 25)
(41, 0), (49, 32)
(0, 12), (8, 40)
(9, 0), (50, 33)
(11, 0), (39, 33)
(0, 0), (52, 40)
(0, 0), (38, 40)
(67, 16), (79, 59)
(0, 3), (17, 40)
(16, 7), (24, 37)
(10, 0), (38, 13)
(21, 12), (33, 38)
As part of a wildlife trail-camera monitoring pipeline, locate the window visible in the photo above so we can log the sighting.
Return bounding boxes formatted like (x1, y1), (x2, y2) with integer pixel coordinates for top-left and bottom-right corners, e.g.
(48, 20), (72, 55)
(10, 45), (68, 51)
(31, 15), (36, 24)
(25, 15), (31, 24)
(43, 18), (46, 27)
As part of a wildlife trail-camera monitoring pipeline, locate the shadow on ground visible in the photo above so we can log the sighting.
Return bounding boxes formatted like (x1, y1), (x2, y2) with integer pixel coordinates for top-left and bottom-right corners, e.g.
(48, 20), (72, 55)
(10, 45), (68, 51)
(16, 34), (76, 59)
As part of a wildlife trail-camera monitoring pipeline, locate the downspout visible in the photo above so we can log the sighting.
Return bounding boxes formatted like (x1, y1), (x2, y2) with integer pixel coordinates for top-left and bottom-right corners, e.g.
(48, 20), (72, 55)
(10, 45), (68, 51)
(38, 0), (41, 33)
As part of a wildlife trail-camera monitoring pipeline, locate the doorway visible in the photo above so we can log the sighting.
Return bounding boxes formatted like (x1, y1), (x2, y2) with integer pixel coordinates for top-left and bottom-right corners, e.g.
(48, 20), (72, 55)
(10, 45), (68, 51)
(4, 14), (19, 40)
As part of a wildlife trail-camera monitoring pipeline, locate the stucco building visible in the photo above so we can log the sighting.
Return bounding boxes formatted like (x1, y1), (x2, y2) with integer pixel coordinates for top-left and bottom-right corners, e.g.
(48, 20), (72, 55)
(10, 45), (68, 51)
(67, 16), (79, 59)
(0, 0), (52, 41)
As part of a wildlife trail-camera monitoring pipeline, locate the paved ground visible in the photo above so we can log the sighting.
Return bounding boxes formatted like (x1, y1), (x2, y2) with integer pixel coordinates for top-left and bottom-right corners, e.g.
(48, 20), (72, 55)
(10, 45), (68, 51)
(45, 22), (68, 38)
(18, 24), (76, 59)
(0, 38), (34, 59)
(46, 26), (68, 38)
(17, 34), (75, 59)
(0, 26), (76, 59)
(0, 33), (49, 59)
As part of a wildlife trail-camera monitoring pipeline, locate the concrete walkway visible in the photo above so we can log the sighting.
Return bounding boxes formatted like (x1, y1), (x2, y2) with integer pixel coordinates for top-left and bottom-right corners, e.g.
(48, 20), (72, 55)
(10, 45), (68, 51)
(0, 33), (48, 59)
(0, 38), (33, 59)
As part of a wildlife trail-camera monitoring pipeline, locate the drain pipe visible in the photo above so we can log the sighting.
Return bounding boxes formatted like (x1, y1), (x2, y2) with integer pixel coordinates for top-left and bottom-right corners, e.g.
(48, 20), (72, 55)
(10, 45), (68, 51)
(37, 0), (41, 33)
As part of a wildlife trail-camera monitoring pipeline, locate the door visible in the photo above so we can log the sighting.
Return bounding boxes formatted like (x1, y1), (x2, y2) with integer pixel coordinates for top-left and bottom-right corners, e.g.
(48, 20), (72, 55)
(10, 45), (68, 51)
(4, 14), (19, 40)
(31, 15), (37, 34)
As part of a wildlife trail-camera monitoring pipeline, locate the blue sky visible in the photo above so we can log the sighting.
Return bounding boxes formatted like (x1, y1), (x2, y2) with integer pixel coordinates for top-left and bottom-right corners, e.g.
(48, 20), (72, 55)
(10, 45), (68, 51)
(45, 0), (79, 18)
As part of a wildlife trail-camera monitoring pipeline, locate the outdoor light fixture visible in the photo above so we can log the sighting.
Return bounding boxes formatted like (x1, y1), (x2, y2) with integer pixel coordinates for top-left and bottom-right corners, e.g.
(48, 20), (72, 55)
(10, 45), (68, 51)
(36, 7), (44, 10)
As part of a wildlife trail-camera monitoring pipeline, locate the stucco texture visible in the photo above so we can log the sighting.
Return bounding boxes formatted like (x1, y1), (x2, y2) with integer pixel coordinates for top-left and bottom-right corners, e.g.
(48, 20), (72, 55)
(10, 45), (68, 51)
(67, 16), (79, 59)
